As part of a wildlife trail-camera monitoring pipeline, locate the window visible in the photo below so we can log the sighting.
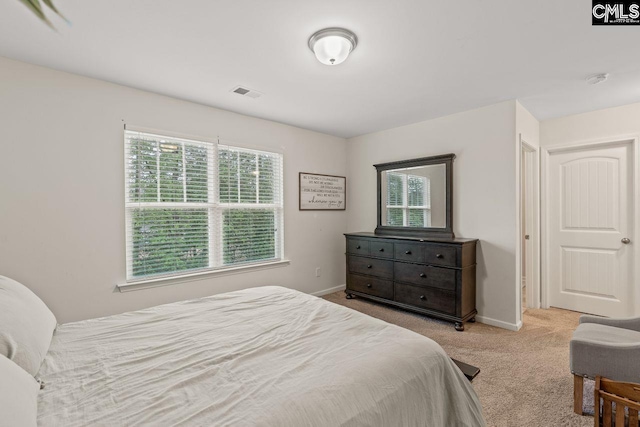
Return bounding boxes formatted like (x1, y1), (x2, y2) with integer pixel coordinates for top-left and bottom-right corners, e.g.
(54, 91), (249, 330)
(386, 172), (431, 227)
(125, 130), (283, 281)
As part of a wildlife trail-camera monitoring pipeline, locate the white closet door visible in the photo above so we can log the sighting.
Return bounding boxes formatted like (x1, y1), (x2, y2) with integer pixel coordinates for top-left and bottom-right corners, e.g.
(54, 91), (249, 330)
(547, 141), (633, 317)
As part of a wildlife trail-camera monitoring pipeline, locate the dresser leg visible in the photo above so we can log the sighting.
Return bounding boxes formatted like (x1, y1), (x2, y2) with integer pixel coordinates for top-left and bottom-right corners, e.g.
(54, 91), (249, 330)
(468, 317), (476, 323)
(454, 322), (465, 332)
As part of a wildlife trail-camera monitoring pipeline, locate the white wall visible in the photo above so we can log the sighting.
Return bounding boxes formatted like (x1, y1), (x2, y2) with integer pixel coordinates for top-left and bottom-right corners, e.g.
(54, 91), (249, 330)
(516, 101), (540, 149)
(541, 102), (640, 147)
(0, 56), (536, 330)
(347, 101), (520, 329)
(0, 57), (348, 323)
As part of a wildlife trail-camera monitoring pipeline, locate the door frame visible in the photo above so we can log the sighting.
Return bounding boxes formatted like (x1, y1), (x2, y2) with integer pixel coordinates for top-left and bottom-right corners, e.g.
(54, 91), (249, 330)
(518, 137), (541, 311)
(516, 135), (541, 324)
(541, 135), (639, 312)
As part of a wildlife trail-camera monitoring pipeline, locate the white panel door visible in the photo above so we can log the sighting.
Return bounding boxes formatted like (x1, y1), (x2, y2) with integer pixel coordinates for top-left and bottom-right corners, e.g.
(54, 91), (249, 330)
(548, 142), (633, 316)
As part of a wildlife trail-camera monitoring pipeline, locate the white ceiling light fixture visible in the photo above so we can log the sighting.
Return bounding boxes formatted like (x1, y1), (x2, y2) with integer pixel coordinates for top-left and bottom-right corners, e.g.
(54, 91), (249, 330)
(308, 27), (358, 66)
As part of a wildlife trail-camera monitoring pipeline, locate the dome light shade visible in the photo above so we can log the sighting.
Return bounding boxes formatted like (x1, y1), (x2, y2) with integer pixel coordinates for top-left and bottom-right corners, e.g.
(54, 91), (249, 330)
(308, 28), (358, 66)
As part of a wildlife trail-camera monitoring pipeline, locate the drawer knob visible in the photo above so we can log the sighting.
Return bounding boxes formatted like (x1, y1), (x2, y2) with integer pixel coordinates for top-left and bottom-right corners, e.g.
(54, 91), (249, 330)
(367, 264), (372, 269)
(379, 248), (384, 252)
(419, 273), (426, 278)
(356, 245), (361, 249)
(405, 250), (412, 255)
(436, 254), (443, 259)
(367, 284), (372, 288)
(420, 295), (426, 300)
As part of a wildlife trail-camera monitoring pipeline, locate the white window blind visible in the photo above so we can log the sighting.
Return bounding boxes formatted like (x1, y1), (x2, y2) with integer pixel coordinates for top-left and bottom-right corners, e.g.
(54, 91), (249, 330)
(124, 130), (283, 281)
(217, 144), (284, 267)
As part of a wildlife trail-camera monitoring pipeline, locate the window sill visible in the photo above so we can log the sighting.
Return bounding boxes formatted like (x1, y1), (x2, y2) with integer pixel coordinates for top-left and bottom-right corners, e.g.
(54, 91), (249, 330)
(116, 260), (291, 293)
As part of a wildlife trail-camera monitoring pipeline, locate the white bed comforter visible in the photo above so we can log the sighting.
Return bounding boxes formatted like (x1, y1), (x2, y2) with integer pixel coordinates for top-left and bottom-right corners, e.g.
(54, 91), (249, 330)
(37, 286), (485, 427)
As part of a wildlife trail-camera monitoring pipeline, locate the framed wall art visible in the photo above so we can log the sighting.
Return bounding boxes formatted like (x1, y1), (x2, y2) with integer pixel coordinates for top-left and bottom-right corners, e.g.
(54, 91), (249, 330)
(299, 172), (346, 210)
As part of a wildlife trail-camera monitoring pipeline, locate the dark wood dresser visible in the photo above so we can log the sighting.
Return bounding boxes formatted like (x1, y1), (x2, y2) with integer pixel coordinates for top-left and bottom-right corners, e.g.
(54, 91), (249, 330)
(345, 232), (478, 331)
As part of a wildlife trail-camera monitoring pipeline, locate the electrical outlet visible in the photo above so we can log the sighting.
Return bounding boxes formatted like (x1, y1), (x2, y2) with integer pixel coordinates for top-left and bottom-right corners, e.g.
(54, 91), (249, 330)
(315, 267), (321, 277)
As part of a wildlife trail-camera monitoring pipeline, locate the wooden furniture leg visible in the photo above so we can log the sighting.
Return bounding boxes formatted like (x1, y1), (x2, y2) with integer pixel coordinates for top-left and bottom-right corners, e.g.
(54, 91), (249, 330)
(594, 376), (600, 426)
(574, 374), (584, 415)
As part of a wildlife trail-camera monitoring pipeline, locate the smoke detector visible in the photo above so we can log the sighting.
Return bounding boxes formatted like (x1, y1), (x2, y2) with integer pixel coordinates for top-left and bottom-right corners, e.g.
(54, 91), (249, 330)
(586, 73), (609, 85)
(230, 86), (263, 99)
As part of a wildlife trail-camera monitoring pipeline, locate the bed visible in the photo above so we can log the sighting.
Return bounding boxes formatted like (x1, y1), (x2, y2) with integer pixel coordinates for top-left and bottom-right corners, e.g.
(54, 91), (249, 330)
(1, 277), (485, 426)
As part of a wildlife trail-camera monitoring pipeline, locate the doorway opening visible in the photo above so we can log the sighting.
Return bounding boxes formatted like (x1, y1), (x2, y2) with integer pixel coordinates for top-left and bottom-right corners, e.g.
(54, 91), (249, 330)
(519, 136), (541, 322)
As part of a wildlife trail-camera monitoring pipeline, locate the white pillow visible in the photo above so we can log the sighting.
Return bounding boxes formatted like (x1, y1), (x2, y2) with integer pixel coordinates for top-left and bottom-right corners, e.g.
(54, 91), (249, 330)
(0, 275), (57, 376)
(0, 355), (39, 427)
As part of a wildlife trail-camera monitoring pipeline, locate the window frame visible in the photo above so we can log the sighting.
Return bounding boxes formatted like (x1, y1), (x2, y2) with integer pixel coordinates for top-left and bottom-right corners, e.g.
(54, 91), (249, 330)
(123, 129), (284, 284)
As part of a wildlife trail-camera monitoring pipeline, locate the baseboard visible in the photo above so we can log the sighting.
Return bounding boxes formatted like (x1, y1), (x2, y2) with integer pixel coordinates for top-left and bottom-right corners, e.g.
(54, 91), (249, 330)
(515, 320), (523, 331)
(311, 284), (346, 297)
(475, 315), (522, 331)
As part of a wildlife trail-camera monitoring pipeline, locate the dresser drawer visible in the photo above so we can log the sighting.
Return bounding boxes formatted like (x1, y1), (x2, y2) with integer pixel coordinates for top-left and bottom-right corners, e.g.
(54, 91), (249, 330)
(347, 274), (394, 299)
(347, 238), (370, 256)
(394, 283), (456, 315)
(369, 241), (394, 259)
(394, 242), (424, 263)
(394, 263), (456, 291)
(424, 245), (458, 267)
(348, 256), (393, 279)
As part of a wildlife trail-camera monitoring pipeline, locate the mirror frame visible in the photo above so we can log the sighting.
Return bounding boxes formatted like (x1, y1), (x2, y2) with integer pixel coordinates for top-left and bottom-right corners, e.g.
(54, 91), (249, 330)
(374, 153), (455, 239)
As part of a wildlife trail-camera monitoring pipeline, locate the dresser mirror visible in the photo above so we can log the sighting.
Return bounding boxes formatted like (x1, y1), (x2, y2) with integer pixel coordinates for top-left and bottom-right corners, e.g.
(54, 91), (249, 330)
(375, 154), (454, 239)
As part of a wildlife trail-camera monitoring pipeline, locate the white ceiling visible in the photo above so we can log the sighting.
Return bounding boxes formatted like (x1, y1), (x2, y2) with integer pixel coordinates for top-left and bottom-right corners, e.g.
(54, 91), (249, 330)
(1, 0), (639, 138)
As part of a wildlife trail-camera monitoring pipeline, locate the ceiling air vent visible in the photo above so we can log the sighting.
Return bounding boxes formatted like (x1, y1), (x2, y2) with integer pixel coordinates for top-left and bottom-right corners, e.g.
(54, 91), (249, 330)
(231, 86), (262, 99)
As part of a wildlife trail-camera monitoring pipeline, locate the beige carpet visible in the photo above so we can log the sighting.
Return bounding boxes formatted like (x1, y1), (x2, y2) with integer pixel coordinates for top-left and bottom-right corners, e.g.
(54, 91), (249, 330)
(323, 291), (592, 427)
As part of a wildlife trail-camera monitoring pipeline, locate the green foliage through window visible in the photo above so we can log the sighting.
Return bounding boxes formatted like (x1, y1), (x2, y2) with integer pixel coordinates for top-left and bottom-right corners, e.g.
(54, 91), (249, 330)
(387, 208), (404, 226)
(223, 209), (276, 265)
(131, 208), (209, 277)
(407, 176), (425, 206)
(387, 173), (404, 206)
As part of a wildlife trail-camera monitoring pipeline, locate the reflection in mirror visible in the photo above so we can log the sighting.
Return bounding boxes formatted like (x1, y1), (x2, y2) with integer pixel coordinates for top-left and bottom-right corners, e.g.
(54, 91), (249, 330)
(381, 164), (447, 229)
